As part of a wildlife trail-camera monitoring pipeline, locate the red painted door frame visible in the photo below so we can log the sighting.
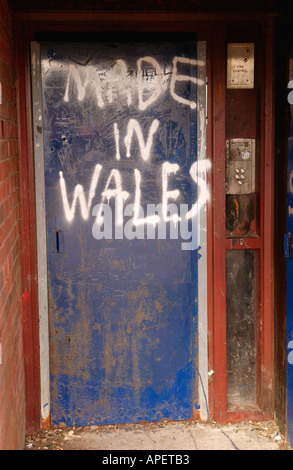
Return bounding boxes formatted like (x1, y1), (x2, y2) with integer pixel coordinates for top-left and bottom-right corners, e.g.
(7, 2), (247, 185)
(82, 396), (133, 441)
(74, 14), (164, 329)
(12, 10), (274, 431)
(210, 19), (275, 423)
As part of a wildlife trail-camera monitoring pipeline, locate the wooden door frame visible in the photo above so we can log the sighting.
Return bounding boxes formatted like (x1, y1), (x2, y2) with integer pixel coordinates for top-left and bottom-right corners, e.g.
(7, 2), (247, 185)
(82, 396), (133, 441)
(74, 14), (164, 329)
(13, 10), (275, 431)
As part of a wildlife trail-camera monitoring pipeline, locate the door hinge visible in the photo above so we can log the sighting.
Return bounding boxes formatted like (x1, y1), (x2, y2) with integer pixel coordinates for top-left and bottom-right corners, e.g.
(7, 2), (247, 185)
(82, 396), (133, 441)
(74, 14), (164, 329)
(284, 232), (292, 258)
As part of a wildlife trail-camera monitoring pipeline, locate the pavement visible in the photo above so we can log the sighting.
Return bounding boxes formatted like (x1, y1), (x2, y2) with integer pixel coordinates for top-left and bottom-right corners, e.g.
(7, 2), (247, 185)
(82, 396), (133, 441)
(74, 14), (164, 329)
(25, 419), (292, 451)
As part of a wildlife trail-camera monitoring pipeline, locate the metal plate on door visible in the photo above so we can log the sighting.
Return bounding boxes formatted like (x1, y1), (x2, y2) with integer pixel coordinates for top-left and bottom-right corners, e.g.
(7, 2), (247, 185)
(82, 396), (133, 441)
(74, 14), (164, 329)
(226, 138), (255, 195)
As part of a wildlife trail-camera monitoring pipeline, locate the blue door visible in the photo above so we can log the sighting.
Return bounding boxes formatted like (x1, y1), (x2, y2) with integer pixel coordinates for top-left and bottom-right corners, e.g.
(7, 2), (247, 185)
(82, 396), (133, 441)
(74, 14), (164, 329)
(41, 41), (203, 427)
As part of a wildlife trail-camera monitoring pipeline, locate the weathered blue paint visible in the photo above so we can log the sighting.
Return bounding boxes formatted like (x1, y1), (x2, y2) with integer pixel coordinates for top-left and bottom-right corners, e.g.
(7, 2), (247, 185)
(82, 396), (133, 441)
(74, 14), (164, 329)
(41, 42), (200, 426)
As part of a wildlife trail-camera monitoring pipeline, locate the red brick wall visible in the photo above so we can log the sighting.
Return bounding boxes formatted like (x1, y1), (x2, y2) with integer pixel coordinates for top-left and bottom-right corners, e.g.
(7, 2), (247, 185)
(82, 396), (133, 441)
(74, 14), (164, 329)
(0, 0), (26, 450)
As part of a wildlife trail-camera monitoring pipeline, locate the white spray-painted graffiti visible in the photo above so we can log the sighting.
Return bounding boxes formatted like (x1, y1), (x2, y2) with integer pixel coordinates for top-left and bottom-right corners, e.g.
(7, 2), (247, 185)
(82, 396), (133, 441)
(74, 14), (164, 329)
(63, 56), (204, 109)
(288, 340), (293, 365)
(58, 55), (208, 251)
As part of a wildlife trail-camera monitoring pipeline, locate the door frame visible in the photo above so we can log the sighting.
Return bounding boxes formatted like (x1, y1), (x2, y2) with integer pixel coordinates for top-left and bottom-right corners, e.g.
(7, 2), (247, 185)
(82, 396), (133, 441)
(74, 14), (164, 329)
(13, 10), (275, 430)
(210, 19), (275, 423)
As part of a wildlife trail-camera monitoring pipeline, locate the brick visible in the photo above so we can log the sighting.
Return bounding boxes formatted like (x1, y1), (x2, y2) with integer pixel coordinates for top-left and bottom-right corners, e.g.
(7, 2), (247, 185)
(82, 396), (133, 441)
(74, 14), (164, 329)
(2, 120), (17, 139)
(0, 0), (25, 451)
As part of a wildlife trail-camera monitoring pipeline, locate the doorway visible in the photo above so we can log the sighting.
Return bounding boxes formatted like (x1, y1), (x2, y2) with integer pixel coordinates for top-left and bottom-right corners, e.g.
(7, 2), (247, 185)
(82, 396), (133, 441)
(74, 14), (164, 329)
(28, 20), (274, 428)
(31, 39), (209, 427)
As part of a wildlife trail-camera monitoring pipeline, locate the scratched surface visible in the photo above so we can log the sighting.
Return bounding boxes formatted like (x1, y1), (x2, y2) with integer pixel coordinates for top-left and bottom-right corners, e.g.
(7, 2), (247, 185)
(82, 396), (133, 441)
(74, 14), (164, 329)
(226, 249), (257, 409)
(41, 42), (199, 426)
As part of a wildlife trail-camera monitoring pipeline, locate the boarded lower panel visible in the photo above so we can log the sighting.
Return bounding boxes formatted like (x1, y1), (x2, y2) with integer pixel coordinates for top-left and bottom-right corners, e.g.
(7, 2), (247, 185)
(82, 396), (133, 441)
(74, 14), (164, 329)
(226, 249), (258, 410)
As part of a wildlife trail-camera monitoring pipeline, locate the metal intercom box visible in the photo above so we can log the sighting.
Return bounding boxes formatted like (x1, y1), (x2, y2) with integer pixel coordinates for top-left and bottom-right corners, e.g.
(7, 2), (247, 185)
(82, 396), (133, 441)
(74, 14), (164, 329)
(226, 138), (255, 194)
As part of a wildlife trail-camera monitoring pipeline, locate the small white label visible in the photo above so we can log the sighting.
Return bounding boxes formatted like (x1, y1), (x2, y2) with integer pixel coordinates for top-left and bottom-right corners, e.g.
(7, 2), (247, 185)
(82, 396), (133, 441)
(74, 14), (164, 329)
(227, 43), (255, 89)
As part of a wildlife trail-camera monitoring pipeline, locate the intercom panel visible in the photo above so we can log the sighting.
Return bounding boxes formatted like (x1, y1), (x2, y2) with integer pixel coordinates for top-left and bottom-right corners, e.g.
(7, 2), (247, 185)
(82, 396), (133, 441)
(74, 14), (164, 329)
(226, 138), (255, 195)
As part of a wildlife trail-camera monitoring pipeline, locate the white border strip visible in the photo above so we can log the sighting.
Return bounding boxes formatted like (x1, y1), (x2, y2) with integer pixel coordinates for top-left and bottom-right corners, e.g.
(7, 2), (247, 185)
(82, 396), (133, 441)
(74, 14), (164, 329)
(197, 41), (209, 421)
(31, 42), (50, 425)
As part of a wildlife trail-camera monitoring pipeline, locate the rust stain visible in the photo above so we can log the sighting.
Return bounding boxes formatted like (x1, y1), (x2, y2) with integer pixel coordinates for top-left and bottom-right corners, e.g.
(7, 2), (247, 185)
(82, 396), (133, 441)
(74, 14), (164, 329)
(112, 259), (126, 271)
(41, 414), (51, 430)
(155, 299), (164, 313)
(97, 282), (169, 416)
(93, 323), (101, 334)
